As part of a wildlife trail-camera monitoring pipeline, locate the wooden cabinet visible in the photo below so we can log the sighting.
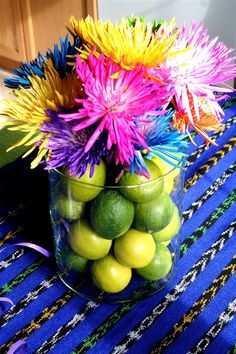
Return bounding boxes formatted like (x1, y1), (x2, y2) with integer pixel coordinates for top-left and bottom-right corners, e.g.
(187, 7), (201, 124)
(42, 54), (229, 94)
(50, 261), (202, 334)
(0, 0), (27, 69)
(0, 0), (97, 70)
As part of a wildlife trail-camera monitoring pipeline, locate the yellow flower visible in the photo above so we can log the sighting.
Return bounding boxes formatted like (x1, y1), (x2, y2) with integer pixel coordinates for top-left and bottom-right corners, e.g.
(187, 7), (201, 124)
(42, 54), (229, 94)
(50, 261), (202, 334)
(0, 63), (82, 167)
(68, 16), (177, 69)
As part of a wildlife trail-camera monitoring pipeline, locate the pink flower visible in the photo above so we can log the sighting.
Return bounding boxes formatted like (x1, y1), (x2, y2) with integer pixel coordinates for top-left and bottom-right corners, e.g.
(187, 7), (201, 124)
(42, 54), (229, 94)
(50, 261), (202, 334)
(150, 22), (236, 124)
(60, 53), (170, 165)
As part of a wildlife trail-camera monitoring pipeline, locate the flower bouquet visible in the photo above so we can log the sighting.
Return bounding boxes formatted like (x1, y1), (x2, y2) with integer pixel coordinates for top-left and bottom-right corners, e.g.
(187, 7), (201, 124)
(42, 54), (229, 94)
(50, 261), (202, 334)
(1, 16), (235, 302)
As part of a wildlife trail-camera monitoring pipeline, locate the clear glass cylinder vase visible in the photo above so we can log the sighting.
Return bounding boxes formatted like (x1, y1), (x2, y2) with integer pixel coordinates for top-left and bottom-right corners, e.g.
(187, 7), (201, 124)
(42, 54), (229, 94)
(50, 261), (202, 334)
(48, 164), (184, 303)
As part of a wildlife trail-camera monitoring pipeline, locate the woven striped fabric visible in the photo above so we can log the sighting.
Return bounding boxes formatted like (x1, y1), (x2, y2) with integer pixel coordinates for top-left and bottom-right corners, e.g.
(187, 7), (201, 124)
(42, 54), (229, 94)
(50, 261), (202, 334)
(0, 94), (236, 354)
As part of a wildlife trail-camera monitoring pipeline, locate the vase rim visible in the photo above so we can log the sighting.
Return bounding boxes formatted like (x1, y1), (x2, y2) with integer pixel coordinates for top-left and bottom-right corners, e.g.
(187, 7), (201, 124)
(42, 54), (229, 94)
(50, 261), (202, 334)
(50, 162), (184, 189)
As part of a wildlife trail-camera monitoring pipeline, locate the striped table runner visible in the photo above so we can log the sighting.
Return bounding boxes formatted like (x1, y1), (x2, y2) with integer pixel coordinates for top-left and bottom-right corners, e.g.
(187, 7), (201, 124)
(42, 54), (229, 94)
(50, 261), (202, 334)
(0, 94), (236, 354)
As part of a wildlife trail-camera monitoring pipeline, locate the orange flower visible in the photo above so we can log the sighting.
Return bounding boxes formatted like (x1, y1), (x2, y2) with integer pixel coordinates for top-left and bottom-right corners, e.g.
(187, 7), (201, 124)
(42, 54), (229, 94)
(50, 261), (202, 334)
(173, 96), (223, 145)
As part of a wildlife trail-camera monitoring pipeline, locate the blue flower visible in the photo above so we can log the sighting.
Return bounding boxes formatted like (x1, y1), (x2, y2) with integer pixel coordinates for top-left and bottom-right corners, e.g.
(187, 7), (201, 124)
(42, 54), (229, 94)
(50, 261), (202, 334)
(130, 110), (189, 175)
(4, 52), (46, 89)
(4, 35), (81, 89)
(46, 35), (81, 77)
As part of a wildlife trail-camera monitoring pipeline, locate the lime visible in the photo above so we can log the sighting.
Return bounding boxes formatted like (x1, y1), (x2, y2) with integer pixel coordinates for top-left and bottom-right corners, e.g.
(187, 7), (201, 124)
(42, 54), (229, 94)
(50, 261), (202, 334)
(118, 159), (164, 203)
(152, 155), (181, 179)
(152, 205), (181, 243)
(114, 228), (156, 268)
(57, 196), (85, 222)
(136, 242), (172, 281)
(134, 191), (174, 233)
(163, 175), (174, 194)
(91, 254), (132, 293)
(151, 156), (175, 194)
(68, 219), (112, 260)
(161, 240), (171, 246)
(65, 160), (106, 202)
(61, 245), (88, 272)
(89, 189), (134, 239)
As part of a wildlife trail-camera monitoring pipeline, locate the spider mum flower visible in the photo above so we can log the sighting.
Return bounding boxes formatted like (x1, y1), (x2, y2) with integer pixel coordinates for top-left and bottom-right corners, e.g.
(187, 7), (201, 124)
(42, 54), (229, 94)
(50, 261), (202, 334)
(60, 53), (170, 165)
(4, 35), (81, 89)
(46, 35), (81, 77)
(67, 15), (177, 70)
(150, 21), (236, 123)
(4, 52), (46, 89)
(0, 65), (82, 168)
(130, 111), (188, 175)
(173, 96), (223, 145)
(40, 110), (108, 177)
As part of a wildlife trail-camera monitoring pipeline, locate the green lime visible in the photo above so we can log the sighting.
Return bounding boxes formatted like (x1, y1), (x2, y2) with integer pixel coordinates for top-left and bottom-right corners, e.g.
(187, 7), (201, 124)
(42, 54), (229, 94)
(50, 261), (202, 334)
(89, 189), (134, 239)
(161, 240), (171, 246)
(136, 242), (172, 281)
(57, 196), (85, 222)
(61, 245), (88, 272)
(152, 155), (181, 179)
(114, 228), (156, 268)
(163, 175), (174, 194)
(68, 219), (112, 260)
(134, 191), (174, 233)
(152, 155), (183, 194)
(91, 254), (132, 293)
(118, 159), (164, 203)
(65, 160), (106, 202)
(152, 205), (181, 242)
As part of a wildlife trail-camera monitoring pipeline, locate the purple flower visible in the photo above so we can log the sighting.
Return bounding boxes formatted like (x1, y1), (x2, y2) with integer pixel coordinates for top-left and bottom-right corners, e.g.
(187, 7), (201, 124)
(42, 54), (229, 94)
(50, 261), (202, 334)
(40, 110), (108, 177)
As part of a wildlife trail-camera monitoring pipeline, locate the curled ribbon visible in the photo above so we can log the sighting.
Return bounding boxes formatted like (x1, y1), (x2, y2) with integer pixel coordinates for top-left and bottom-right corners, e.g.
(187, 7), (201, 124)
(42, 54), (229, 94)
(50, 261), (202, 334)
(7, 340), (28, 354)
(0, 296), (14, 315)
(0, 296), (14, 307)
(0, 242), (52, 257)
(0, 242), (52, 353)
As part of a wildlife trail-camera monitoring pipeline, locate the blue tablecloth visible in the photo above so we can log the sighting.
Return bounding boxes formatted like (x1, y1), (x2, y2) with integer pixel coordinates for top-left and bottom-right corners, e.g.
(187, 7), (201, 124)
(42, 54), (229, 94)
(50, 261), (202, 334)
(0, 94), (236, 354)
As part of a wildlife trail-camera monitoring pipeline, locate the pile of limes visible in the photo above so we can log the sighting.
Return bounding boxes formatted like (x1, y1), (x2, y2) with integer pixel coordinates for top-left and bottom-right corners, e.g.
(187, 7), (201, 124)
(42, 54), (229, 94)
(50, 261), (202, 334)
(56, 158), (181, 294)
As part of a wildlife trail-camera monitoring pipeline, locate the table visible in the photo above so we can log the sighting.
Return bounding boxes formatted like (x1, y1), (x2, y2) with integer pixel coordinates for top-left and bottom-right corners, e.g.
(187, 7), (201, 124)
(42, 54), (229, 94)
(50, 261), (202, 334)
(0, 94), (236, 354)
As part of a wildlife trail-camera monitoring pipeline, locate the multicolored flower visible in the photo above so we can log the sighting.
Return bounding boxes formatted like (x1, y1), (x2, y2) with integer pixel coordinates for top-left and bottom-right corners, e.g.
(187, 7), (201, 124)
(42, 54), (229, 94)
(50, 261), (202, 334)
(60, 53), (171, 166)
(0, 15), (235, 178)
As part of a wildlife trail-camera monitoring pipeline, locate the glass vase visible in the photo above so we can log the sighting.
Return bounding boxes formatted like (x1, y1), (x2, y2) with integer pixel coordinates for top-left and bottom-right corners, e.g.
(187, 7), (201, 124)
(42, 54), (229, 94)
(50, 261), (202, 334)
(48, 164), (184, 303)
